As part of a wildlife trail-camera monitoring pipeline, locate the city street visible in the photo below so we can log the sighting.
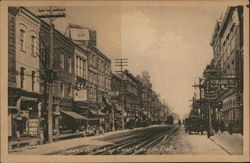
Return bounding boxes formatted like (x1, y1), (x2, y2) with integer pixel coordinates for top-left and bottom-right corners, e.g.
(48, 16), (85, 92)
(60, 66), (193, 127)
(6, 4), (247, 161)
(10, 124), (238, 155)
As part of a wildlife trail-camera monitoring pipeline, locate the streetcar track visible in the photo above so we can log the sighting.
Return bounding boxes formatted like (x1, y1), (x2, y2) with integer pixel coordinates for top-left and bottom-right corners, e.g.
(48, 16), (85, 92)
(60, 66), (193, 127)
(132, 126), (178, 155)
(58, 125), (177, 155)
(94, 126), (177, 155)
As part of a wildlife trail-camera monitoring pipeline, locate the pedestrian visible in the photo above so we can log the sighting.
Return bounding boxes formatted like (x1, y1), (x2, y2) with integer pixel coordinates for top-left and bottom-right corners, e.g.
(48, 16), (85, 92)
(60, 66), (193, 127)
(228, 121), (233, 135)
(219, 120), (225, 133)
(214, 120), (219, 134)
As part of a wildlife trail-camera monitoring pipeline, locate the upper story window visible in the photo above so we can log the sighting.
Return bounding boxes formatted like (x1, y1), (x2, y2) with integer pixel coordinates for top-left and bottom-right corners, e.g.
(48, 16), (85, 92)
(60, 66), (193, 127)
(60, 81), (64, 97)
(79, 57), (82, 77)
(32, 71), (36, 91)
(83, 60), (86, 78)
(20, 29), (25, 51)
(68, 83), (72, 97)
(75, 56), (78, 76)
(31, 35), (36, 56)
(68, 58), (72, 73)
(60, 54), (64, 69)
(20, 67), (25, 89)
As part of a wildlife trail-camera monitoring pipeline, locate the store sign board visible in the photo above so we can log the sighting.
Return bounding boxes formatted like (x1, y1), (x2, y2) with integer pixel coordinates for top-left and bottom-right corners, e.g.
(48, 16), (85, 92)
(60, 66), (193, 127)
(70, 28), (90, 41)
(208, 78), (237, 86)
(74, 89), (87, 101)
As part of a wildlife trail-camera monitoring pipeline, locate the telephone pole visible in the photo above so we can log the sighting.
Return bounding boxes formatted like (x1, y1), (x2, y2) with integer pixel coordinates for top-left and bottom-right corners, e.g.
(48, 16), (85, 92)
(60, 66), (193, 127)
(115, 58), (128, 130)
(192, 78), (204, 117)
(37, 7), (65, 143)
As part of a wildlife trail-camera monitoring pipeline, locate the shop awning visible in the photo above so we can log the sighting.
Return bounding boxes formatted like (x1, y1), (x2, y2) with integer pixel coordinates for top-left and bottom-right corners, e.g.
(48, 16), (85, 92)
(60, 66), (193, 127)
(61, 110), (86, 120)
(89, 109), (106, 116)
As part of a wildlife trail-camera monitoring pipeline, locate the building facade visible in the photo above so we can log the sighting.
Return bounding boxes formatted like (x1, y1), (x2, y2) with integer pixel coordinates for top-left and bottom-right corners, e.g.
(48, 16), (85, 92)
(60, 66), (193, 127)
(64, 23), (112, 131)
(118, 70), (142, 128)
(40, 20), (88, 140)
(110, 73), (123, 129)
(209, 6), (243, 133)
(8, 7), (43, 142)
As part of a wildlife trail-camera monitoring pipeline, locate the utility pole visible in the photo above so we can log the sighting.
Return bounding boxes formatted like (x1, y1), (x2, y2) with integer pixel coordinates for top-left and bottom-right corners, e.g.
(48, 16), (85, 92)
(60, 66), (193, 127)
(96, 58), (100, 128)
(206, 79), (213, 138)
(192, 78), (204, 117)
(38, 7), (65, 143)
(115, 58), (128, 130)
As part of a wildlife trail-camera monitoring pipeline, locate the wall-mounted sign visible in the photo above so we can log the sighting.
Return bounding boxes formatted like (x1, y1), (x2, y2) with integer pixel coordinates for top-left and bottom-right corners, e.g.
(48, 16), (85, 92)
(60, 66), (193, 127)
(74, 89), (87, 101)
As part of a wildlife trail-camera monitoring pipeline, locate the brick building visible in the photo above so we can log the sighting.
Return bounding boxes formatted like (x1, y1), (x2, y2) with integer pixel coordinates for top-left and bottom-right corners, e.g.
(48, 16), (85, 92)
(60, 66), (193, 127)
(208, 6), (244, 133)
(110, 73), (123, 129)
(65, 23), (112, 131)
(8, 7), (43, 143)
(39, 20), (87, 139)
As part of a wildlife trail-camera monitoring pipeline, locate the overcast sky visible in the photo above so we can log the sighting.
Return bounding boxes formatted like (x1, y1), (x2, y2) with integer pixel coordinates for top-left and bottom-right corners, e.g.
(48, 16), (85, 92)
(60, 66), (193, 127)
(29, 3), (231, 118)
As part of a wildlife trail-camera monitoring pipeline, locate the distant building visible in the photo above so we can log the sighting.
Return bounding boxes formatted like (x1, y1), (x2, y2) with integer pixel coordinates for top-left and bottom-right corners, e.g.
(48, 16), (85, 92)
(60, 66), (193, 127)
(138, 71), (153, 120)
(110, 73), (123, 129)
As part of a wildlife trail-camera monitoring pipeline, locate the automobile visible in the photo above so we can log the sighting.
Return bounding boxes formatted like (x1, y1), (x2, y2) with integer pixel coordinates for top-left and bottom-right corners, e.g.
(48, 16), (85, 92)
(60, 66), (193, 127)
(185, 115), (205, 135)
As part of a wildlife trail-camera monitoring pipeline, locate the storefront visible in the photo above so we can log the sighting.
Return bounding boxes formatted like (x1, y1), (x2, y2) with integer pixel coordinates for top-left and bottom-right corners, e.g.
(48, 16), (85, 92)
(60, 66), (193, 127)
(59, 110), (87, 133)
(51, 99), (87, 134)
(8, 88), (42, 141)
(221, 89), (242, 133)
(114, 104), (123, 130)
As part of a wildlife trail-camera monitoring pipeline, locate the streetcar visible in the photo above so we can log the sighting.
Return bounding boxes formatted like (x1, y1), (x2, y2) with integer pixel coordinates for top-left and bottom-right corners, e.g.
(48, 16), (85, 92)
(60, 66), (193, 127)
(165, 115), (174, 125)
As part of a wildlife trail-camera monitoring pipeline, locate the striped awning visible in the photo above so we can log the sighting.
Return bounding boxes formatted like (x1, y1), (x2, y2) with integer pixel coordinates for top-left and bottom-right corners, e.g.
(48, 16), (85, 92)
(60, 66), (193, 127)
(61, 110), (86, 120)
(88, 109), (106, 116)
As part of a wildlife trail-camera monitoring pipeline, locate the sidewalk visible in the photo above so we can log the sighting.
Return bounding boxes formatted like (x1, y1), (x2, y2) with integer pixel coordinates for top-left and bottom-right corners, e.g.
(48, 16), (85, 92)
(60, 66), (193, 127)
(9, 127), (143, 155)
(147, 126), (228, 155)
(209, 131), (243, 155)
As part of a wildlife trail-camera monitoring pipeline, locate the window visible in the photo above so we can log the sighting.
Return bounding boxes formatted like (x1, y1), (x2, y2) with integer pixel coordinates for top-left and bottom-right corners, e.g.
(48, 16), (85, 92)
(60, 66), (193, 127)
(32, 71), (36, 91)
(60, 82), (64, 97)
(75, 56), (78, 76)
(60, 54), (64, 69)
(68, 83), (72, 97)
(20, 29), (25, 51)
(83, 60), (86, 78)
(79, 59), (82, 77)
(93, 55), (96, 67)
(20, 67), (25, 89)
(31, 36), (35, 55)
(68, 58), (72, 73)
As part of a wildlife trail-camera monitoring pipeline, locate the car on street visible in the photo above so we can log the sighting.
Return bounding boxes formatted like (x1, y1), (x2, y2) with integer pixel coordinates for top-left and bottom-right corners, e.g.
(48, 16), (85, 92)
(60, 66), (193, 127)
(185, 115), (205, 135)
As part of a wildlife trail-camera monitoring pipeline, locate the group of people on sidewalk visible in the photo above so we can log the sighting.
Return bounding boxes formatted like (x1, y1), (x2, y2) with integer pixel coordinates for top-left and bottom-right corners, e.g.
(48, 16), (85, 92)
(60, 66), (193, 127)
(211, 119), (243, 135)
(212, 119), (226, 134)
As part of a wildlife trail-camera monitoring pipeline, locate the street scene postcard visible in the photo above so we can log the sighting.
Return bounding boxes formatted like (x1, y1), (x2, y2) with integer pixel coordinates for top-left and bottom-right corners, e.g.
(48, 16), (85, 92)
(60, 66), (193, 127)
(0, 0), (249, 162)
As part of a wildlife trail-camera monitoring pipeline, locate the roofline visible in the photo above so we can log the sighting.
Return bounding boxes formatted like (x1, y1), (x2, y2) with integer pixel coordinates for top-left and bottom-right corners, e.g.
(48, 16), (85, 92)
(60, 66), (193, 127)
(210, 21), (221, 46)
(218, 6), (235, 38)
(88, 45), (111, 63)
(21, 6), (90, 55)
(21, 6), (110, 64)
(123, 69), (142, 85)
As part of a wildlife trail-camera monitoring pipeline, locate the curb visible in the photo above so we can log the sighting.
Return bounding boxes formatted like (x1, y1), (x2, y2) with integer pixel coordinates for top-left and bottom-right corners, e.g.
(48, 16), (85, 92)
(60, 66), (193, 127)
(209, 137), (232, 155)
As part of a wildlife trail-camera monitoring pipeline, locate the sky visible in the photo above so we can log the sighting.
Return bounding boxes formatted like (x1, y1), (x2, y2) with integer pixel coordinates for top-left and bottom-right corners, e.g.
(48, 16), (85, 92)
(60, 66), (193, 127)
(29, 4), (229, 118)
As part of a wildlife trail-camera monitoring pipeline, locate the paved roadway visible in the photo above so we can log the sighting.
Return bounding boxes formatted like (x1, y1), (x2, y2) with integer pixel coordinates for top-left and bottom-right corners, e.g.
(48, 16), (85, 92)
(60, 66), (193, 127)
(10, 125), (230, 155)
(72, 125), (178, 155)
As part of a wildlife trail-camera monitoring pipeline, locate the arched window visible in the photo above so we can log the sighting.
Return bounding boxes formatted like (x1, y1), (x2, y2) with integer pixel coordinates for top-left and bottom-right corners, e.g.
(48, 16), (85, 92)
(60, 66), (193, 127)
(30, 30), (38, 56)
(20, 29), (25, 51)
(31, 35), (36, 56)
(19, 23), (27, 51)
